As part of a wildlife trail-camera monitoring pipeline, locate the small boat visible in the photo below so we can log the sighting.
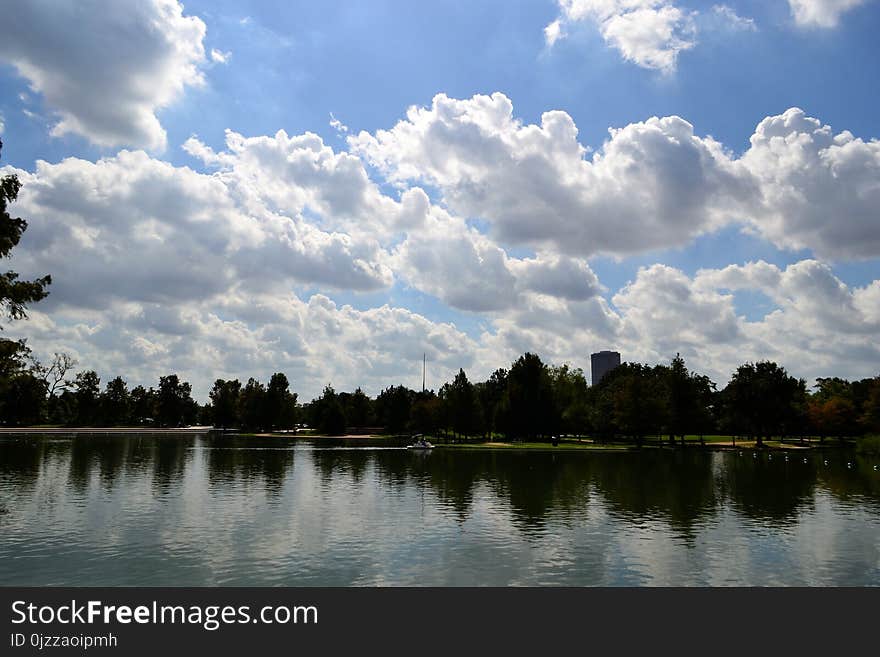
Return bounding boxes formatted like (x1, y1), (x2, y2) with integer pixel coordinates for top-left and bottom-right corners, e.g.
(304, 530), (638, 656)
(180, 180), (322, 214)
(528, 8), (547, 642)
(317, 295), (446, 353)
(407, 435), (434, 450)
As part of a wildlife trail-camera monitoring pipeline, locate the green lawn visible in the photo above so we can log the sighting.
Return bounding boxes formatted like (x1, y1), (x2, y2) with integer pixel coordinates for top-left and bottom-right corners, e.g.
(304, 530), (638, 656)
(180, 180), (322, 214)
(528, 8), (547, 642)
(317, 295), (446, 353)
(434, 440), (633, 451)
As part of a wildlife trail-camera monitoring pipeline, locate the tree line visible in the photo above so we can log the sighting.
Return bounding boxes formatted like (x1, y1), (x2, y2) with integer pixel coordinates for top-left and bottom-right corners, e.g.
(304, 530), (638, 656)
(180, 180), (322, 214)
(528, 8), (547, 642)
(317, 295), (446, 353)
(298, 353), (880, 445)
(1, 137), (878, 441)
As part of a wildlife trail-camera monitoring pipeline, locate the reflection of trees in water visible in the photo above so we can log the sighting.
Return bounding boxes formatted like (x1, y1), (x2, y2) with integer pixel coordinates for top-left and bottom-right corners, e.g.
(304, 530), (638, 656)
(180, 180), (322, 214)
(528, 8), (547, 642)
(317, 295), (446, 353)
(64, 435), (194, 495)
(150, 437), (192, 494)
(420, 450), (482, 521)
(482, 452), (591, 529)
(717, 454), (817, 524)
(67, 437), (96, 493)
(815, 456), (880, 512)
(396, 449), (879, 538)
(310, 448), (371, 486)
(204, 435), (295, 498)
(371, 450), (411, 489)
(371, 450), (594, 527)
(94, 437), (129, 490)
(4, 436), (880, 536)
(0, 437), (59, 497)
(589, 451), (719, 543)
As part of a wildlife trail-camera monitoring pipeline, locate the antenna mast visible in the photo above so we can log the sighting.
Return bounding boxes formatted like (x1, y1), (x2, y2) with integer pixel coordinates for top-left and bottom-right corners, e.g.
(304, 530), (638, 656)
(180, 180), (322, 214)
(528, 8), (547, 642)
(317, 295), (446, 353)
(422, 353), (426, 392)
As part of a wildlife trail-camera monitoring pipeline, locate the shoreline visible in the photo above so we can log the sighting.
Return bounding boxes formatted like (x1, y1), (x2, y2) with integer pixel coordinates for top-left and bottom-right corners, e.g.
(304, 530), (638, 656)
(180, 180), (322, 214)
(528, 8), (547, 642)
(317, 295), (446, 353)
(0, 426), (213, 435)
(0, 428), (863, 453)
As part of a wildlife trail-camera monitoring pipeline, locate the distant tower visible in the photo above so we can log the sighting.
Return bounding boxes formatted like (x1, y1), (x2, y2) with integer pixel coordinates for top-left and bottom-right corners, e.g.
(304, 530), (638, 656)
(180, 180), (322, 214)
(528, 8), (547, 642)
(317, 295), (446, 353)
(591, 350), (621, 385)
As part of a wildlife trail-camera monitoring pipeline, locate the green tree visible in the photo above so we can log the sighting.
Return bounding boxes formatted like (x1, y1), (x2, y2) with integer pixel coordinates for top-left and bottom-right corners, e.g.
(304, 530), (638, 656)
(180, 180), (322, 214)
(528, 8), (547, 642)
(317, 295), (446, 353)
(239, 377), (267, 431)
(101, 376), (130, 426)
(476, 368), (507, 437)
(860, 379), (880, 434)
(156, 374), (196, 427)
(662, 354), (716, 445)
(610, 364), (665, 446)
(265, 372), (297, 429)
(346, 387), (373, 427)
(0, 138), (51, 326)
(3, 371), (47, 425)
(375, 385), (412, 433)
(129, 385), (157, 425)
(0, 138), (51, 426)
(498, 353), (557, 441)
(209, 379), (241, 429)
(441, 369), (479, 438)
(72, 370), (101, 426)
(722, 361), (806, 447)
(549, 364), (590, 437)
(312, 385), (346, 435)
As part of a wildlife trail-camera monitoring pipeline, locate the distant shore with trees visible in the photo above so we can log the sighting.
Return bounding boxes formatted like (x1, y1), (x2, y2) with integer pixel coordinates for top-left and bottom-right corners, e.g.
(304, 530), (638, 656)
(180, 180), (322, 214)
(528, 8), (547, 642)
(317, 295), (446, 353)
(1, 138), (879, 454)
(1, 348), (878, 455)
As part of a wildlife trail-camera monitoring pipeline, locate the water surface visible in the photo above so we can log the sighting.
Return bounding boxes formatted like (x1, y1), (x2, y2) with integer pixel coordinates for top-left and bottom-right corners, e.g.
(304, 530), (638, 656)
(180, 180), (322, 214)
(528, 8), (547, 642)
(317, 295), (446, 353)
(1, 434), (878, 586)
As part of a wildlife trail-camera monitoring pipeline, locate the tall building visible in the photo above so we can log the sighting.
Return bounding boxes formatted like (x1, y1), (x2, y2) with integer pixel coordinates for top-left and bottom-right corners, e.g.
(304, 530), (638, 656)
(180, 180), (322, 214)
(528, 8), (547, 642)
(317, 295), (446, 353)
(591, 350), (621, 385)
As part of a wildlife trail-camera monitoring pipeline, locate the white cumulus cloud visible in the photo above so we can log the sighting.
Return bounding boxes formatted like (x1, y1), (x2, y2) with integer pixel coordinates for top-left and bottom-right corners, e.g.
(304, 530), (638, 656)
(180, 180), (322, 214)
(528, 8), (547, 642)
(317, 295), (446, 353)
(0, 0), (209, 150)
(546, 0), (697, 72)
(351, 93), (880, 261)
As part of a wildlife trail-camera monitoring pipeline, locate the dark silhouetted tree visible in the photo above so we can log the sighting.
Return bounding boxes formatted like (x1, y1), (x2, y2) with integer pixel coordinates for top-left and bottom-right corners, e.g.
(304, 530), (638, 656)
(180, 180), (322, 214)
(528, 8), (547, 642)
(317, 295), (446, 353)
(156, 374), (196, 427)
(312, 385), (346, 435)
(477, 368), (507, 437)
(345, 387), (373, 427)
(210, 379), (241, 428)
(441, 369), (479, 438)
(498, 353), (556, 440)
(129, 385), (157, 425)
(722, 361), (806, 447)
(0, 138), (51, 326)
(239, 377), (267, 431)
(31, 352), (76, 398)
(609, 364), (665, 446)
(72, 370), (101, 426)
(0, 138), (51, 426)
(101, 376), (130, 426)
(549, 364), (590, 437)
(861, 379), (880, 434)
(4, 371), (46, 425)
(375, 385), (412, 433)
(265, 372), (297, 429)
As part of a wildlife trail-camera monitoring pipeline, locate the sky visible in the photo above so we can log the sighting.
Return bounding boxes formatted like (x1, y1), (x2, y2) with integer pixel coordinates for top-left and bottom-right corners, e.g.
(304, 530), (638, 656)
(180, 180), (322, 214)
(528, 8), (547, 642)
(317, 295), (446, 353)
(0, 0), (879, 401)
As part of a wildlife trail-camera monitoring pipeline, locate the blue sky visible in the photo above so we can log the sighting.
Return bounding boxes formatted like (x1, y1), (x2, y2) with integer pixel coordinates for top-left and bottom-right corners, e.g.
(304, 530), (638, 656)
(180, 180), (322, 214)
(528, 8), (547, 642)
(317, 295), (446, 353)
(1, 0), (879, 399)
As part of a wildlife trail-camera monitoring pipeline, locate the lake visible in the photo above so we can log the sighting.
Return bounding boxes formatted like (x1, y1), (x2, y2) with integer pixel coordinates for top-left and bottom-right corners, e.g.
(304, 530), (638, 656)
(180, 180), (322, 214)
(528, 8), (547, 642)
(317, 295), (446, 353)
(1, 434), (879, 586)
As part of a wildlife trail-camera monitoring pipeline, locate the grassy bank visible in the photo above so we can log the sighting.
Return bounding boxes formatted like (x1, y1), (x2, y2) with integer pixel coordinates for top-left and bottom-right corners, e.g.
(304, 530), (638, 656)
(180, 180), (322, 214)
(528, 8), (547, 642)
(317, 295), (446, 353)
(856, 435), (880, 456)
(436, 441), (634, 452)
